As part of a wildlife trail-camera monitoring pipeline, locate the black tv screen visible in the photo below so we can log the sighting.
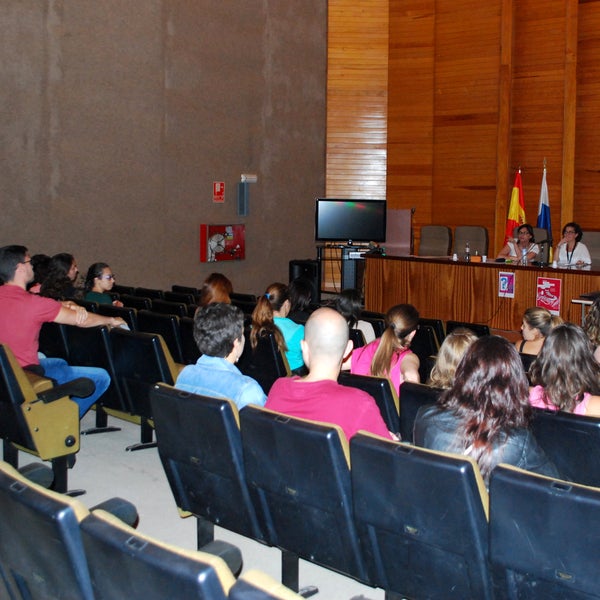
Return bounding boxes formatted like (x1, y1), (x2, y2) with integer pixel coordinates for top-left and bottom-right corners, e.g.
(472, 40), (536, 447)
(315, 199), (387, 243)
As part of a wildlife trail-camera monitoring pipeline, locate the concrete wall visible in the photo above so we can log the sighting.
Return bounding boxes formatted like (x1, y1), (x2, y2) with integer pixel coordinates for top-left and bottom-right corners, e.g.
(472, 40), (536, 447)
(0, 1), (326, 292)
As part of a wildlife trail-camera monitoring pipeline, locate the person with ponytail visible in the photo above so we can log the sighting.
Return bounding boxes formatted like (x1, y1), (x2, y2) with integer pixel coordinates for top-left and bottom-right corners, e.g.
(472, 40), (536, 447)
(350, 303), (420, 393)
(84, 262), (123, 306)
(250, 282), (305, 374)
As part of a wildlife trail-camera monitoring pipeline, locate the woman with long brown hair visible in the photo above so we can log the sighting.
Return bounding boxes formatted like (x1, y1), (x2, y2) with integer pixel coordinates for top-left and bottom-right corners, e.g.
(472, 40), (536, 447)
(529, 323), (600, 416)
(251, 282), (305, 373)
(414, 335), (558, 484)
(350, 303), (420, 393)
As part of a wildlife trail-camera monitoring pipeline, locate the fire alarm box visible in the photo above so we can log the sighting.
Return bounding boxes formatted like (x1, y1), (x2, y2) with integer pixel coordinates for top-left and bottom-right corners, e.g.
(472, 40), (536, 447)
(200, 224), (246, 262)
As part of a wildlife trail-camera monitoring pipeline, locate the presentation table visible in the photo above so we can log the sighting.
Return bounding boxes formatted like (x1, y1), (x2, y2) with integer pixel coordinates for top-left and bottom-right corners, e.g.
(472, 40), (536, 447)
(363, 255), (600, 331)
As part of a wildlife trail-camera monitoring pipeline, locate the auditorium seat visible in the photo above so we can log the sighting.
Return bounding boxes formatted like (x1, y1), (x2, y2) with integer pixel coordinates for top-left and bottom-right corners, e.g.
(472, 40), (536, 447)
(398, 382), (442, 443)
(418, 225), (452, 257)
(39, 321), (70, 361)
(489, 464), (600, 599)
(418, 317), (445, 345)
(164, 290), (197, 305)
(112, 284), (135, 296)
(351, 433), (492, 600)
(134, 286), (164, 300)
(348, 327), (366, 348)
(338, 372), (399, 435)
(240, 405), (370, 592)
(80, 509), (239, 599)
(0, 345), (81, 494)
(150, 298), (189, 318)
(179, 316), (201, 364)
(171, 284), (200, 299)
(74, 298), (99, 313)
(119, 294), (153, 311)
(584, 230), (600, 265)
(97, 304), (139, 330)
(149, 384), (266, 549)
(530, 408), (600, 487)
(137, 310), (185, 365)
(109, 329), (182, 451)
(446, 320), (490, 337)
(229, 570), (304, 599)
(410, 323), (439, 382)
(0, 460), (94, 599)
(237, 330), (290, 394)
(63, 324), (125, 434)
(453, 225), (489, 257)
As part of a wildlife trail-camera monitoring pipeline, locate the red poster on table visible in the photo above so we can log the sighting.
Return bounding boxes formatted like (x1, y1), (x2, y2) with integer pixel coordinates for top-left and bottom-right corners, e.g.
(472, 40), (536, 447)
(536, 277), (561, 315)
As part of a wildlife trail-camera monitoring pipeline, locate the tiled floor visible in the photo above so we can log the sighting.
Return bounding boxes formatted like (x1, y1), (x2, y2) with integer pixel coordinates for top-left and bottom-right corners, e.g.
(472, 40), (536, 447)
(23, 411), (384, 600)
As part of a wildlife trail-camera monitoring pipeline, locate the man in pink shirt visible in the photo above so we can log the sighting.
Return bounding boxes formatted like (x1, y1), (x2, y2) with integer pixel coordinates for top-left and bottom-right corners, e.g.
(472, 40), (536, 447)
(266, 307), (393, 440)
(0, 245), (125, 417)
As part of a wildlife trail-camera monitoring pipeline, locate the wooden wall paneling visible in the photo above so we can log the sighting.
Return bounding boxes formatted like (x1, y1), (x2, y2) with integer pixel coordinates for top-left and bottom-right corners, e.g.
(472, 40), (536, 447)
(326, 1), (389, 200)
(387, 0), (435, 254)
(494, 0), (514, 257)
(509, 0), (572, 244)
(575, 1), (600, 229)
(432, 1), (503, 249)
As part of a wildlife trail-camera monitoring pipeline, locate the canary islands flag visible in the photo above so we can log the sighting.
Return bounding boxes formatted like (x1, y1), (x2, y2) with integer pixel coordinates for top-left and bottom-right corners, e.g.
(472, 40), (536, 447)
(504, 170), (526, 244)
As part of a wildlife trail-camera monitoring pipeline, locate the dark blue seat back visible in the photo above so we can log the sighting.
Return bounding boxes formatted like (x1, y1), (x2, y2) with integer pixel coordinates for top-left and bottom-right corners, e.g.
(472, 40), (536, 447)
(398, 382), (442, 443)
(351, 434), (492, 599)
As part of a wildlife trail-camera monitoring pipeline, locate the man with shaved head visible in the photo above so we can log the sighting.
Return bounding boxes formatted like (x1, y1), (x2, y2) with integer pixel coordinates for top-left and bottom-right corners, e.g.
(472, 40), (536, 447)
(266, 307), (393, 440)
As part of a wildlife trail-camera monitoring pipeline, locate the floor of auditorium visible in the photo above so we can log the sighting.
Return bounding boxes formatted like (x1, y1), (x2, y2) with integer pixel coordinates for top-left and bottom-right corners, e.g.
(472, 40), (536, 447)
(22, 410), (384, 600)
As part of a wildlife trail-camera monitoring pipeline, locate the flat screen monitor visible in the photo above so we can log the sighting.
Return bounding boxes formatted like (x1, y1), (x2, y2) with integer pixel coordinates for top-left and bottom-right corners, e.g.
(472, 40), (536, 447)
(315, 199), (386, 244)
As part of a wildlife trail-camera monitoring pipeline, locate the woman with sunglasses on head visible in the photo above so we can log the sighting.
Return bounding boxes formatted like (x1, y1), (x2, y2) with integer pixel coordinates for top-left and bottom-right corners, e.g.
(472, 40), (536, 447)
(84, 262), (123, 306)
(555, 222), (591, 267)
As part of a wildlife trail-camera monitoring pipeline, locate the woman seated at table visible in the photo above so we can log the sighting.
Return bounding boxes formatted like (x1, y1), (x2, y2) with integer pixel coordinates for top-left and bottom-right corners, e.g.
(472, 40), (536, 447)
(554, 222), (591, 266)
(515, 306), (563, 356)
(529, 323), (600, 416)
(496, 224), (539, 263)
(414, 335), (558, 485)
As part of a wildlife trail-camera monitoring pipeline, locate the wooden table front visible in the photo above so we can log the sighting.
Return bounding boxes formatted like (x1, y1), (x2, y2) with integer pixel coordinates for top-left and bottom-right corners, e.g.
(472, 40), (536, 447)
(363, 255), (600, 331)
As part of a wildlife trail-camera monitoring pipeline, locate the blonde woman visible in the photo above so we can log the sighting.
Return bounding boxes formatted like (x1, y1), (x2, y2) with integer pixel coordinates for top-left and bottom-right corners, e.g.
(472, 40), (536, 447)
(516, 306), (563, 356)
(583, 296), (600, 363)
(427, 328), (477, 389)
(350, 303), (420, 393)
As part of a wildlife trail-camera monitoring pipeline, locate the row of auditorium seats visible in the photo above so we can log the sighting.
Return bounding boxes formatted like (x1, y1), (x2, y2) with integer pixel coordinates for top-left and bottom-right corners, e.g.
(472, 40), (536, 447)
(149, 383), (600, 599)
(0, 460), (301, 600)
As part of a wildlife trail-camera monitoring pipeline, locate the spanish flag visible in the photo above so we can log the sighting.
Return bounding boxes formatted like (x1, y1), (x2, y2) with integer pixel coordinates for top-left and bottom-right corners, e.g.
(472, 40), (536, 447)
(504, 170), (526, 244)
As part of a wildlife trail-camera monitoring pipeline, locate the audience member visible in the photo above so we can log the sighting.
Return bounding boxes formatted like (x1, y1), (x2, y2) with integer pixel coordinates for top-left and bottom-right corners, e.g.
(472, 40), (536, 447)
(333, 288), (376, 345)
(266, 307), (393, 440)
(0, 245), (126, 418)
(350, 303), (420, 393)
(287, 278), (314, 324)
(583, 296), (600, 363)
(84, 262), (123, 306)
(496, 223), (540, 262)
(251, 282), (305, 374)
(176, 303), (265, 410)
(427, 327), (477, 389)
(529, 323), (600, 416)
(26, 253), (51, 293)
(414, 335), (558, 485)
(554, 222), (591, 266)
(198, 272), (233, 306)
(515, 306), (563, 356)
(39, 252), (81, 299)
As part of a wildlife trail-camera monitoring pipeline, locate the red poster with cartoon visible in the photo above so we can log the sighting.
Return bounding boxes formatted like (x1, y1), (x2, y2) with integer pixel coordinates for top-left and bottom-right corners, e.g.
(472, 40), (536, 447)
(536, 277), (561, 315)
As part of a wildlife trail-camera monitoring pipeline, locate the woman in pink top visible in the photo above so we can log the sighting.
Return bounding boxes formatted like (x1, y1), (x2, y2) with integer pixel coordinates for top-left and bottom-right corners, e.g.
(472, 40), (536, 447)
(351, 303), (420, 393)
(528, 323), (600, 416)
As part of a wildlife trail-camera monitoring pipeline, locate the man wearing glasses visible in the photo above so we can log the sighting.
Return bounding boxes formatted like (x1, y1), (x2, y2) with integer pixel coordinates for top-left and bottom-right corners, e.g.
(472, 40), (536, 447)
(0, 245), (126, 418)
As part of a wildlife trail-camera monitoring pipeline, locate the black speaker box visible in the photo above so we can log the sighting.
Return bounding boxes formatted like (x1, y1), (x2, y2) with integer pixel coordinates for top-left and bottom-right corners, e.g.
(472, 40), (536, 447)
(289, 259), (320, 304)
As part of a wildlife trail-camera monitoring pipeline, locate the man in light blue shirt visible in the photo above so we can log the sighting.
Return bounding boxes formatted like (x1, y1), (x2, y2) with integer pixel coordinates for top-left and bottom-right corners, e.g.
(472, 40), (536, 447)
(176, 303), (266, 410)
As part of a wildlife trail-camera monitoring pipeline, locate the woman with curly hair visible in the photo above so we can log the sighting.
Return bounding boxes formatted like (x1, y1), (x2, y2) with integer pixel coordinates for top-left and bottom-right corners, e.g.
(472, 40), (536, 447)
(529, 323), (600, 416)
(583, 296), (600, 363)
(350, 303), (420, 393)
(251, 282), (305, 374)
(414, 335), (558, 485)
(39, 252), (81, 300)
(427, 327), (477, 389)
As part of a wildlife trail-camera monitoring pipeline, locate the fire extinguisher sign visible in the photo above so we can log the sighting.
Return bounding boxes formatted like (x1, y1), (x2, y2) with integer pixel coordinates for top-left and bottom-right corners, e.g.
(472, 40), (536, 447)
(213, 182), (225, 203)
